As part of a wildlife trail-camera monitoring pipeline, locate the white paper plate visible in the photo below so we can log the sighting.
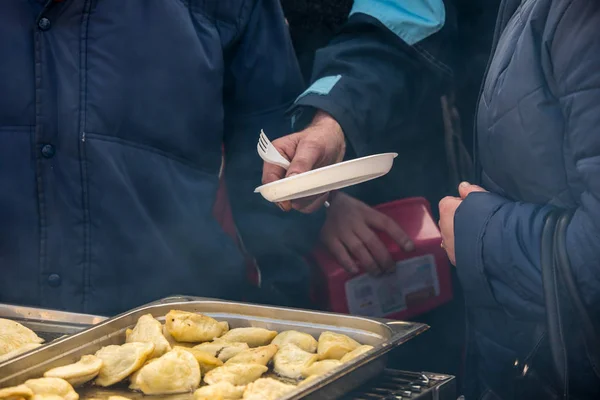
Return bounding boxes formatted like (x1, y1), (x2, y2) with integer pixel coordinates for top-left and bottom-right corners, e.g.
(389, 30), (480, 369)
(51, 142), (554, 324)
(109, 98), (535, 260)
(255, 153), (398, 202)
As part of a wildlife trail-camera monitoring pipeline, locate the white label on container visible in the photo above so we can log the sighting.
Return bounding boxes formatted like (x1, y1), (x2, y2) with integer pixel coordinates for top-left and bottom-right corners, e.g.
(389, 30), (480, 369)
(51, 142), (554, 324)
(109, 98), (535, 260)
(345, 254), (440, 317)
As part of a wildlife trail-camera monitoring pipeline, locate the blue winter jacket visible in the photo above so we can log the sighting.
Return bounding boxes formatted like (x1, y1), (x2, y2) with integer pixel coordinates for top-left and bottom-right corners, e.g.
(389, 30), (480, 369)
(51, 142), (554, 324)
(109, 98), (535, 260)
(455, 0), (600, 398)
(0, 0), (322, 315)
(287, 0), (600, 398)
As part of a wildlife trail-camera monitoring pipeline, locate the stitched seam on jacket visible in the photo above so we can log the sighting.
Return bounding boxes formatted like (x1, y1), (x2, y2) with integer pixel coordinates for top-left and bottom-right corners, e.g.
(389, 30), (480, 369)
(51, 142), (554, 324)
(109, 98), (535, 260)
(79, 0), (93, 311)
(559, 97), (579, 205)
(475, 201), (505, 308)
(413, 44), (453, 77)
(549, 0), (578, 87)
(486, 84), (544, 130)
(34, 28), (46, 306)
(83, 133), (216, 174)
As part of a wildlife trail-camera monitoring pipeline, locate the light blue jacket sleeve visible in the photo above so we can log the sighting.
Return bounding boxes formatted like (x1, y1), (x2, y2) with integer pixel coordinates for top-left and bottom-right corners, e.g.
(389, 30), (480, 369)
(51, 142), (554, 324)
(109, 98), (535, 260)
(290, 0), (451, 156)
(296, 0), (446, 102)
(350, 0), (446, 45)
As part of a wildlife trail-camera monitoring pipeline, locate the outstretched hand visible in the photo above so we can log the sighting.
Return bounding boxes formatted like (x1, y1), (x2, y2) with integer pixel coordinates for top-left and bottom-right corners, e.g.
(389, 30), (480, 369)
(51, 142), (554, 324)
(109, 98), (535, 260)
(262, 110), (346, 213)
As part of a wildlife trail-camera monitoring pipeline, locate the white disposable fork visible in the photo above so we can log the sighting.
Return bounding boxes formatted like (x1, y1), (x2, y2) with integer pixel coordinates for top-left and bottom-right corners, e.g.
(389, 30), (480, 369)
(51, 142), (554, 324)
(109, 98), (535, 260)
(257, 129), (291, 169)
(257, 129), (329, 207)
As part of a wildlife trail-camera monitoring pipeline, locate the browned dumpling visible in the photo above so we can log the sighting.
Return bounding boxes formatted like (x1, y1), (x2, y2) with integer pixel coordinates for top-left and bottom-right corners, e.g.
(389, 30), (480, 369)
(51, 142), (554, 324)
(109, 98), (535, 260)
(340, 345), (374, 363)
(131, 348), (201, 395)
(165, 311), (229, 343)
(0, 319), (44, 357)
(225, 344), (278, 366)
(194, 340), (250, 362)
(219, 328), (277, 348)
(204, 363), (268, 386)
(193, 381), (245, 400)
(242, 378), (296, 400)
(317, 332), (360, 360)
(162, 325), (195, 349)
(95, 342), (154, 386)
(273, 343), (318, 379)
(126, 314), (171, 358)
(173, 346), (223, 374)
(23, 378), (78, 400)
(271, 331), (317, 353)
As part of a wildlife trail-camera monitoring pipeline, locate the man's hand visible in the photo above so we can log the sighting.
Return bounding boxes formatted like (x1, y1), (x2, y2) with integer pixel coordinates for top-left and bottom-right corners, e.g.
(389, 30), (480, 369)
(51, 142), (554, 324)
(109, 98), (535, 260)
(320, 192), (414, 276)
(262, 110), (346, 213)
(438, 182), (487, 265)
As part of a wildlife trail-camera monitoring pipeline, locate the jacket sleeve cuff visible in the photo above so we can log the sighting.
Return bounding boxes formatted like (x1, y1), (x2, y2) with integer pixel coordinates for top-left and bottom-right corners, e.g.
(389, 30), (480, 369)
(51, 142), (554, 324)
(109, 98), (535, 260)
(288, 94), (366, 156)
(454, 192), (507, 308)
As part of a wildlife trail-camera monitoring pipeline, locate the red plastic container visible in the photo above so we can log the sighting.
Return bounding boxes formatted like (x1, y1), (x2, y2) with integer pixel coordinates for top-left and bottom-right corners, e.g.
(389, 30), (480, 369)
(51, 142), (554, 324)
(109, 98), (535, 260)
(310, 197), (452, 320)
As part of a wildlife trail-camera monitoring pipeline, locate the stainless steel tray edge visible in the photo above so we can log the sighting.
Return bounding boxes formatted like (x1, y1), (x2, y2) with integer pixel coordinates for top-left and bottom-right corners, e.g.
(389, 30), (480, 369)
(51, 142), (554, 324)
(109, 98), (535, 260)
(0, 303), (106, 326)
(286, 319), (428, 400)
(0, 303), (107, 342)
(0, 297), (428, 400)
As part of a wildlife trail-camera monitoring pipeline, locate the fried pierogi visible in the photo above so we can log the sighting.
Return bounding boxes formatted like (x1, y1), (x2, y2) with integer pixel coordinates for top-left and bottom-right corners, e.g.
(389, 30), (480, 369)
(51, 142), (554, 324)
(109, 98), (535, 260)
(95, 342), (154, 386)
(165, 311), (229, 343)
(219, 328), (277, 348)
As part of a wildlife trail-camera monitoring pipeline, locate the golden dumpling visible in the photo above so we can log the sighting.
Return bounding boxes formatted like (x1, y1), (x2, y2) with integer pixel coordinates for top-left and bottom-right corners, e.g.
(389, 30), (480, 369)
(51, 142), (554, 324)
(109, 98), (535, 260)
(301, 359), (342, 378)
(43, 355), (103, 387)
(271, 331), (317, 353)
(242, 378), (296, 400)
(194, 341), (250, 362)
(0, 343), (43, 364)
(24, 378), (78, 400)
(173, 346), (223, 374)
(225, 344), (278, 366)
(162, 325), (195, 349)
(0, 384), (34, 400)
(129, 358), (158, 391)
(340, 345), (374, 363)
(31, 395), (65, 400)
(193, 381), (245, 400)
(219, 328), (277, 348)
(317, 332), (360, 360)
(132, 348), (201, 395)
(126, 314), (171, 358)
(95, 342), (154, 386)
(195, 395), (223, 400)
(273, 343), (318, 379)
(165, 311), (229, 343)
(0, 319), (44, 357)
(204, 363), (268, 386)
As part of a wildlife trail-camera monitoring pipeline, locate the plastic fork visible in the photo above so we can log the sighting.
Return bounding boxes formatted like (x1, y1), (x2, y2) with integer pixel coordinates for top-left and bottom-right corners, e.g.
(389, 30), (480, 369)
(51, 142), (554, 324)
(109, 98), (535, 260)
(257, 130), (291, 169)
(257, 130), (329, 207)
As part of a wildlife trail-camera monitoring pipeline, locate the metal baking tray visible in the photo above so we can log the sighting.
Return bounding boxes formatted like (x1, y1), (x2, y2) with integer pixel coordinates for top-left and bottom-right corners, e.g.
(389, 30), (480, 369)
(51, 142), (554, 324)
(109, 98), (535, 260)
(0, 303), (106, 342)
(0, 296), (428, 400)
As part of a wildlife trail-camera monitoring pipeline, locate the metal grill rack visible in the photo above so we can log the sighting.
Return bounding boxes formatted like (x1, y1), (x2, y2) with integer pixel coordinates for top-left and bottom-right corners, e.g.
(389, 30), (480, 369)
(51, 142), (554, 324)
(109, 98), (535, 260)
(342, 369), (456, 400)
